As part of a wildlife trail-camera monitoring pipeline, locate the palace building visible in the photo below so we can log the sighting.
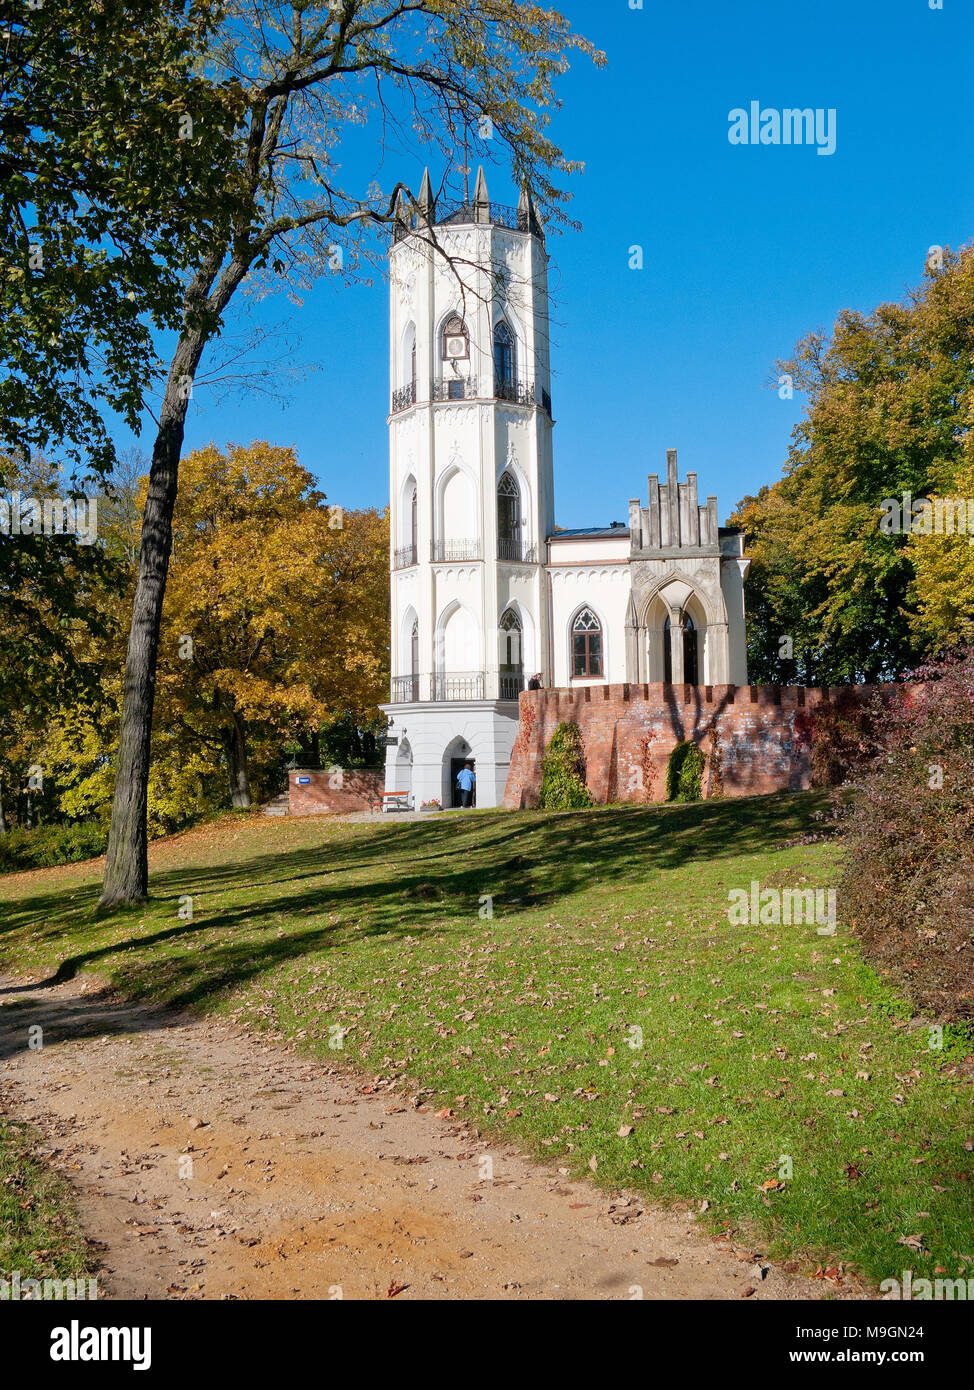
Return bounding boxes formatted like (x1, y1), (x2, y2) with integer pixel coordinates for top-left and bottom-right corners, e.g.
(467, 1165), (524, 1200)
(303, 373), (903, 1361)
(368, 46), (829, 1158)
(381, 169), (750, 810)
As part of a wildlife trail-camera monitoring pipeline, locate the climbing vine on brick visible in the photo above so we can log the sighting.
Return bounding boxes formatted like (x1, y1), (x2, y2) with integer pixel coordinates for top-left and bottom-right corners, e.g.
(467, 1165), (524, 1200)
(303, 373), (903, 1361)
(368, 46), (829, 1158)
(539, 722), (593, 810)
(666, 739), (705, 802)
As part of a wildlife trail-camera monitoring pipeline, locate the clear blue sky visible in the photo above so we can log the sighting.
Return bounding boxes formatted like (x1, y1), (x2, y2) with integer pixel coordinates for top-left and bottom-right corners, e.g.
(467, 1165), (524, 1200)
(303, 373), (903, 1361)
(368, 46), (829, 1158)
(120, 0), (973, 529)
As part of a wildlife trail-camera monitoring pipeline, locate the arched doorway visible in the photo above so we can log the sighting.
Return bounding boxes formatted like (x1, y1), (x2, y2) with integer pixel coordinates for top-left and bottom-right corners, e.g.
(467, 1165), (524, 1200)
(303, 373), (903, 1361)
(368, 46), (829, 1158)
(442, 735), (475, 809)
(663, 613), (699, 685)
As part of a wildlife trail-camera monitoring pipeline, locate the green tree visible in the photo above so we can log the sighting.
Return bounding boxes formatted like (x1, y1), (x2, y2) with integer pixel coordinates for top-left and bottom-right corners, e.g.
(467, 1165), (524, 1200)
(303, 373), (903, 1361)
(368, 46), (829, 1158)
(101, 0), (603, 906)
(1, 0), (242, 743)
(731, 246), (974, 684)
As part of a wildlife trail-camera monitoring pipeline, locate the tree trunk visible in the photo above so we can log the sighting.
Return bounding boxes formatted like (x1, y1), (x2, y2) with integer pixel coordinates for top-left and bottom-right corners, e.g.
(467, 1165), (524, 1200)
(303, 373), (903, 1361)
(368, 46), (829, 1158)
(98, 334), (205, 908)
(222, 712), (252, 810)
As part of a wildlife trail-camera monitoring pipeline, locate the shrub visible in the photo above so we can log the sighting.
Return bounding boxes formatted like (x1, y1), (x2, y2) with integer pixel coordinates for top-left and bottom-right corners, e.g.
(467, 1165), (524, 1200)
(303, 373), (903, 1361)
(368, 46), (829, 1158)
(666, 740), (704, 802)
(0, 822), (108, 874)
(539, 722), (592, 810)
(808, 696), (884, 788)
(840, 651), (974, 1022)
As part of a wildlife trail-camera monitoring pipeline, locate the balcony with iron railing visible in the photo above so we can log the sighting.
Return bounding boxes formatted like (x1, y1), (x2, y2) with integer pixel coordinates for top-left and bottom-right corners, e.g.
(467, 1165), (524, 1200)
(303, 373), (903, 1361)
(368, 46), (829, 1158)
(497, 538), (538, 564)
(391, 674), (420, 703)
(392, 377), (552, 416)
(394, 543), (418, 570)
(390, 671), (524, 703)
(433, 671), (485, 701)
(391, 381), (416, 413)
(432, 539), (480, 563)
(393, 200), (544, 245)
(432, 376), (479, 402)
(499, 674), (524, 702)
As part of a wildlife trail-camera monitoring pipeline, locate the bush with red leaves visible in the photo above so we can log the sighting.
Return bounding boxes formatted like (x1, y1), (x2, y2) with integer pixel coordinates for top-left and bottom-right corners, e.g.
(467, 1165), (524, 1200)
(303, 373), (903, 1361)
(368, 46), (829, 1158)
(840, 651), (974, 1022)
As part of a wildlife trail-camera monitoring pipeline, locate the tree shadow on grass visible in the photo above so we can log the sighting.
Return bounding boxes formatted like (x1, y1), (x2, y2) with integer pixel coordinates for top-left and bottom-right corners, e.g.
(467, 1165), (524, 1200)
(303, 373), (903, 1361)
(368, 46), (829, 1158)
(0, 793), (829, 1014)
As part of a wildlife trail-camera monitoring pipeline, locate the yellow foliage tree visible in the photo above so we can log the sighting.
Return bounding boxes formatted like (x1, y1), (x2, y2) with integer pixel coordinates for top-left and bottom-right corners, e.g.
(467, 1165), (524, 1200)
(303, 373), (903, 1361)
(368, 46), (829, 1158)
(154, 441), (388, 809)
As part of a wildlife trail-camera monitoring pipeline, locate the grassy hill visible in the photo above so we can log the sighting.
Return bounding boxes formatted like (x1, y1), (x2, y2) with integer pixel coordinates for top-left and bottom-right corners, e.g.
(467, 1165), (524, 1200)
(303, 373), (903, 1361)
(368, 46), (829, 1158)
(1, 793), (971, 1287)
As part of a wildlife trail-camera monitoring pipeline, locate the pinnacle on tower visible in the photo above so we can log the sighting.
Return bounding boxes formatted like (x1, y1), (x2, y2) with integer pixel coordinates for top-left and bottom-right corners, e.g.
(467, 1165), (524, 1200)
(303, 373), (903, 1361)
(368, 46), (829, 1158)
(393, 187), (410, 230)
(418, 167), (435, 222)
(517, 183), (541, 237)
(473, 165), (490, 223)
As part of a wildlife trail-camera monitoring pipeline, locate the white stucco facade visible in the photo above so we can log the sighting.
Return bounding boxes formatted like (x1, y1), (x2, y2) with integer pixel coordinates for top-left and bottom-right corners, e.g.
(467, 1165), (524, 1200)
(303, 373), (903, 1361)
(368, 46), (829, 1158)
(381, 171), (749, 810)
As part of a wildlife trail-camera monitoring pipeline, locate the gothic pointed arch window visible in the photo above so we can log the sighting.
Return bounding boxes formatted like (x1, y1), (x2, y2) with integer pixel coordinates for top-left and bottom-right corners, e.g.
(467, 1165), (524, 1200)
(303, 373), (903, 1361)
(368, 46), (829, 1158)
(571, 607), (603, 678)
(410, 485), (418, 554)
(410, 618), (419, 677)
(497, 471), (521, 560)
(499, 607), (524, 700)
(493, 319), (515, 395)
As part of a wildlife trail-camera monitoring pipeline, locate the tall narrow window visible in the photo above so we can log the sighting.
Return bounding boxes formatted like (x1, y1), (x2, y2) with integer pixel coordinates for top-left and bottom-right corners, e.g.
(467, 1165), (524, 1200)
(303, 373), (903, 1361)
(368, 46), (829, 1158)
(664, 614), (698, 683)
(493, 320), (515, 393)
(410, 486), (418, 555)
(683, 614), (698, 685)
(410, 619), (419, 677)
(499, 608), (524, 700)
(572, 608), (603, 678)
(497, 471), (521, 560)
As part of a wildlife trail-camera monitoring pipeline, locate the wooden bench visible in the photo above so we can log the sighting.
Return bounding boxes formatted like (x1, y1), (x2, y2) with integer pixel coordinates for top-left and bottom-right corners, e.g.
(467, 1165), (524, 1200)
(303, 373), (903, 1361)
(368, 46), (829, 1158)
(381, 791), (412, 813)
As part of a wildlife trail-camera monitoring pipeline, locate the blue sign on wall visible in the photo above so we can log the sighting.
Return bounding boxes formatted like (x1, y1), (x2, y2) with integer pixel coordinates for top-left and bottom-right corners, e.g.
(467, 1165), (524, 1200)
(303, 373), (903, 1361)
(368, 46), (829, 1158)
(297, 776), (311, 785)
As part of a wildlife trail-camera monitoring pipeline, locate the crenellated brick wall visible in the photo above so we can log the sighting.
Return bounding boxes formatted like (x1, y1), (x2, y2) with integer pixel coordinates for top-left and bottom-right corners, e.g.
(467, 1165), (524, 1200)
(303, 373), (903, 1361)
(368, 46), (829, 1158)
(288, 768), (385, 816)
(503, 683), (889, 809)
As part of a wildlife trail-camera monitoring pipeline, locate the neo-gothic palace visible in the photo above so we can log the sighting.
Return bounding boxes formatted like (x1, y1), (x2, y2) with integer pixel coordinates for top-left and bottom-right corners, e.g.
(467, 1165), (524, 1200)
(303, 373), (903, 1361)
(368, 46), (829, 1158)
(381, 169), (750, 810)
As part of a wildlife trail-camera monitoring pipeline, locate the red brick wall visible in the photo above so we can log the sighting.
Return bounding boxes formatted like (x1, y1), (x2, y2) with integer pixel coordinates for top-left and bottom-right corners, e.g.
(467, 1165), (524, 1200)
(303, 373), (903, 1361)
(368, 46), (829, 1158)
(503, 683), (887, 810)
(288, 769), (385, 816)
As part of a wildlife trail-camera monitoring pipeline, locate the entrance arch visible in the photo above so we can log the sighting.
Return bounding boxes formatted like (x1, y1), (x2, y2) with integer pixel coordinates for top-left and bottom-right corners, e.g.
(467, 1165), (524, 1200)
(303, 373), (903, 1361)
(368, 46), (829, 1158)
(442, 734), (475, 809)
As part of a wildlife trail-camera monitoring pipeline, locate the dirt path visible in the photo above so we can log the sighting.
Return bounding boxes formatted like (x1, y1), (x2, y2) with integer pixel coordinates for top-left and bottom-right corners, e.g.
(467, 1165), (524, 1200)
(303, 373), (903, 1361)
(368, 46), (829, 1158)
(1, 972), (861, 1301)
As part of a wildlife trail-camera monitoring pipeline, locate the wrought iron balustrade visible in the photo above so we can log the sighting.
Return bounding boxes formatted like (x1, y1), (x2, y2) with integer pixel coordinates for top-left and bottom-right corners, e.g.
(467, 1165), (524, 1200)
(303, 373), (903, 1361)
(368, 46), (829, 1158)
(394, 201), (544, 244)
(391, 382), (416, 413)
(394, 544), (417, 569)
(497, 539), (538, 563)
(432, 539), (480, 562)
(433, 671), (485, 701)
(432, 376), (479, 402)
(391, 675), (420, 703)
(499, 674), (524, 701)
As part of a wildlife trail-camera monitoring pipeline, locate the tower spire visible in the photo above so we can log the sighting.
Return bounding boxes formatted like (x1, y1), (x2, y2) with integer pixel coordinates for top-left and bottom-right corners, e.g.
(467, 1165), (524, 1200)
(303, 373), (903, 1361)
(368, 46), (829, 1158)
(418, 167), (435, 223)
(473, 165), (490, 223)
(517, 183), (541, 237)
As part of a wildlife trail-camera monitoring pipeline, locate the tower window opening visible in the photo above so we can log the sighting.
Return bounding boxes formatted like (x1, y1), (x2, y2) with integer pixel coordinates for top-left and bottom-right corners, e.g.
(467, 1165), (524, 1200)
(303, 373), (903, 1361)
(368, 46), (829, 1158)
(493, 320), (515, 393)
(497, 471), (521, 560)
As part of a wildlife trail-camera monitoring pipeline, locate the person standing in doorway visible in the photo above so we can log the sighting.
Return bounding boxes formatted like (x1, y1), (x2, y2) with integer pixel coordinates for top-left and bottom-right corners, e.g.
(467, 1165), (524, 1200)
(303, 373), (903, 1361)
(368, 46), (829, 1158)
(456, 760), (476, 808)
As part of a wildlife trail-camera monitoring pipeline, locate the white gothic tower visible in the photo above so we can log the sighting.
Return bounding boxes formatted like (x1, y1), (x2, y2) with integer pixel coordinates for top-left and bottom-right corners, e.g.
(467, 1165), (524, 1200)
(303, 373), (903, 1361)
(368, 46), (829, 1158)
(381, 169), (554, 809)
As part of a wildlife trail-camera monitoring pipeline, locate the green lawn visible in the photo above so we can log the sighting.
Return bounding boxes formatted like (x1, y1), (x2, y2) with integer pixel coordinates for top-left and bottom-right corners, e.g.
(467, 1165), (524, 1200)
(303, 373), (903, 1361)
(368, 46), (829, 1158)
(1, 793), (971, 1287)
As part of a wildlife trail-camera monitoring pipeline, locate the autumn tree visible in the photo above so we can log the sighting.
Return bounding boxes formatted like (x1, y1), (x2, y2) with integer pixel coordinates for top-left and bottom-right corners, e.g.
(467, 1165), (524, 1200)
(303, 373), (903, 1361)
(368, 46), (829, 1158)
(731, 245), (974, 684)
(99, 0), (602, 906)
(1, 0), (243, 719)
(154, 442), (387, 809)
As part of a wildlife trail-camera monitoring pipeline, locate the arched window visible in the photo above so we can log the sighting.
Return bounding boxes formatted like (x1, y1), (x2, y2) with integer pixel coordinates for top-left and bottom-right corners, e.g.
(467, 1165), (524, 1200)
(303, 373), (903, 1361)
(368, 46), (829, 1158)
(410, 618), (419, 677)
(441, 313), (469, 362)
(497, 471), (521, 560)
(410, 486), (418, 554)
(663, 614), (699, 684)
(493, 320), (515, 393)
(572, 607), (603, 678)
(499, 608), (524, 700)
